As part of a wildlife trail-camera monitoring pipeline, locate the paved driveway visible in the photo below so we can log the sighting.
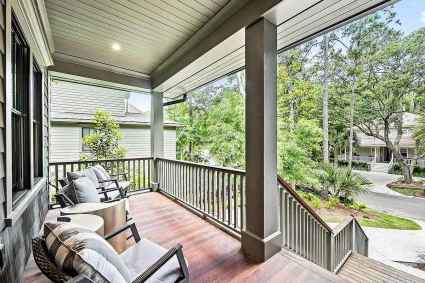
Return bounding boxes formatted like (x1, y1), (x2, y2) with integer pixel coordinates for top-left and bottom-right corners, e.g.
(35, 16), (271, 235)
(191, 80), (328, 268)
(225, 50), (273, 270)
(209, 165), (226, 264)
(355, 170), (403, 196)
(353, 170), (425, 220)
(356, 191), (425, 220)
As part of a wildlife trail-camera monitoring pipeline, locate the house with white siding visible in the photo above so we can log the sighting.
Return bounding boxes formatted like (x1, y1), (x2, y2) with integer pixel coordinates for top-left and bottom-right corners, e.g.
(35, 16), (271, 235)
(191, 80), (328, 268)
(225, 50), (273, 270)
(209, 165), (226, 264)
(341, 113), (425, 171)
(49, 77), (178, 162)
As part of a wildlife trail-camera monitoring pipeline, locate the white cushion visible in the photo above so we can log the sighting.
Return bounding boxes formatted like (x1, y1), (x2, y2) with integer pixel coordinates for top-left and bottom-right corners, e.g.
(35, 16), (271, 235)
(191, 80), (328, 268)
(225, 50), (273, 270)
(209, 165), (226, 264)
(72, 177), (100, 203)
(44, 222), (132, 283)
(120, 239), (182, 283)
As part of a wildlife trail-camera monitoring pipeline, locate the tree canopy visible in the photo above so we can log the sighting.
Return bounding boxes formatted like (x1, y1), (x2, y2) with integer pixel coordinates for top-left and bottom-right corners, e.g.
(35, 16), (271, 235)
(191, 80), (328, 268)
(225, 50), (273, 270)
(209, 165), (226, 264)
(168, 5), (425, 184)
(81, 110), (127, 160)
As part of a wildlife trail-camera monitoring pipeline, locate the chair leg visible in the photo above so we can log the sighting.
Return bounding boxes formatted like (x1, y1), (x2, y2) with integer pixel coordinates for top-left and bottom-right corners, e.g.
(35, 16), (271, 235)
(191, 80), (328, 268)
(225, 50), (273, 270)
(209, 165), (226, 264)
(176, 248), (189, 283)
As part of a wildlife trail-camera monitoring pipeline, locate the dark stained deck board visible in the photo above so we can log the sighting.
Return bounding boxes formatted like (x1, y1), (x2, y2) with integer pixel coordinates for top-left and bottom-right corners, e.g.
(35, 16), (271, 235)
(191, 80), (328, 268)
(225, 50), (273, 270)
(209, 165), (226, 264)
(23, 192), (345, 283)
(338, 253), (425, 283)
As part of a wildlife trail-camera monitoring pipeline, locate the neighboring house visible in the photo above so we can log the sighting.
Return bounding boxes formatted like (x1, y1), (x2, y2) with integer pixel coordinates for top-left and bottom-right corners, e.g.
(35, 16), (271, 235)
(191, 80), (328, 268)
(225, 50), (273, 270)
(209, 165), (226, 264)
(341, 113), (425, 170)
(49, 78), (178, 162)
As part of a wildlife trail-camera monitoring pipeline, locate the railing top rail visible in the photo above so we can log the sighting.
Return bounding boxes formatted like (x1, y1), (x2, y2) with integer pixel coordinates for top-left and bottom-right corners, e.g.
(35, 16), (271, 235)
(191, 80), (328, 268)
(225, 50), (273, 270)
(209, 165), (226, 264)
(277, 175), (333, 232)
(332, 217), (354, 235)
(49, 157), (154, 165)
(157, 158), (246, 174)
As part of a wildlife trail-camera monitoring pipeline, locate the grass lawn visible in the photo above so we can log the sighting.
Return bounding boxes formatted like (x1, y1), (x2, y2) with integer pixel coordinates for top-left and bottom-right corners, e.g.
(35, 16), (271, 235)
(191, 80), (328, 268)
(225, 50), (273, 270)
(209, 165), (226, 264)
(321, 209), (421, 230)
(298, 191), (421, 230)
(358, 210), (421, 230)
(391, 187), (425, 197)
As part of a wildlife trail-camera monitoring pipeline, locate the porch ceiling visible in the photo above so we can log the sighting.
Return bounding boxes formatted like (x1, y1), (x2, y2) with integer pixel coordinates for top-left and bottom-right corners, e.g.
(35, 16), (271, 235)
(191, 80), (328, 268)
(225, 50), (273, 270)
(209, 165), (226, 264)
(44, 0), (394, 98)
(44, 0), (230, 76)
(155, 0), (394, 98)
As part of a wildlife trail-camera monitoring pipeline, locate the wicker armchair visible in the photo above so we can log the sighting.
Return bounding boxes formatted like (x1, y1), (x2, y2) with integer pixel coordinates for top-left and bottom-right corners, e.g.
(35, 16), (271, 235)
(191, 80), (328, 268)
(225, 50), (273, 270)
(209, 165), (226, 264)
(32, 222), (189, 283)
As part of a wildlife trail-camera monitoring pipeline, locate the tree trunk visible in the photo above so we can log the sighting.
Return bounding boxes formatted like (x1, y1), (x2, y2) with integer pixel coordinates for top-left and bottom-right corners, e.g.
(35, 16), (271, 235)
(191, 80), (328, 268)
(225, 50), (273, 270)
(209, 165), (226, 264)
(289, 100), (295, 132)
(322, 34), (330, 164)
(237, 71), (246, 96)
(399, 160), (413, 184)
(348, 78), (356, 169)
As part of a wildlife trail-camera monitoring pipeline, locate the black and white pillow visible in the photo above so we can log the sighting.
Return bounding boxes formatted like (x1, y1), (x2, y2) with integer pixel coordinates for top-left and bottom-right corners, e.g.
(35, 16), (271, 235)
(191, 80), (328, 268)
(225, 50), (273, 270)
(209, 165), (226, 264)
(44, 222), (132, 283)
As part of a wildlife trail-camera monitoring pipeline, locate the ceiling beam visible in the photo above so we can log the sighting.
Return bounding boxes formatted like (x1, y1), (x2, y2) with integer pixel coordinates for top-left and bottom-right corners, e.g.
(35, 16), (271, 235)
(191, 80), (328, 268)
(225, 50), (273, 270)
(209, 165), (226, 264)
(49, 60), (151, 90)
(150, 0), (284, 89)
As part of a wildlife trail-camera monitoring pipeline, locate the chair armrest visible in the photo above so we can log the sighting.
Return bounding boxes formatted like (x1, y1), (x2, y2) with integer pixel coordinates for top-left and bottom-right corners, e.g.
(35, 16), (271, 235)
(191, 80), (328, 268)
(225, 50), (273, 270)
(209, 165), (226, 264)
(97, 179), (127, 199)
(132, 244), (189, 283)
(98, 179), (118, 184)
(110, 173), (128, 181)
(66, 274), (95, 283)
(104, 220), (141, 242)
(55, 193), (75, 207)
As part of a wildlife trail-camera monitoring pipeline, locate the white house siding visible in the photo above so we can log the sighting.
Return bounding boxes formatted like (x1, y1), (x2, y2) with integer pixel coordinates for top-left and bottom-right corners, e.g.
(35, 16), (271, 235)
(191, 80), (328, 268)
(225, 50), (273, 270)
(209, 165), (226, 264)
(50, 80), (127, 116)
(50, 124), (177, 161)
(119, 127), (151, 158)
(50, 125), (82, 162)
(165, 129), (177, 159)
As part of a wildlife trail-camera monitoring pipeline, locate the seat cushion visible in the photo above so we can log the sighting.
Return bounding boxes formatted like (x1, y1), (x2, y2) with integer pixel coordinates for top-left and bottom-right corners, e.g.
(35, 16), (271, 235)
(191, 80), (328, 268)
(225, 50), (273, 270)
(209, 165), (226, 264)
(93, 165), (113, 187)
(43, 222), (132, 283)
(120, 239), (182, 283)
(105, 181), (130, 191)
(67, 168), (100, 188)
(72, 176), (100, 203)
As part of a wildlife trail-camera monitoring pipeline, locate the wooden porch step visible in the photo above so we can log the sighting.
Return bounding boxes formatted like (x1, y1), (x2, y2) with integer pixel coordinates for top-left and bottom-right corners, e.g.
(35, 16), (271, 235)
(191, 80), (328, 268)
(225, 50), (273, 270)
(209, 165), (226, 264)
(337, 253), (425, 283)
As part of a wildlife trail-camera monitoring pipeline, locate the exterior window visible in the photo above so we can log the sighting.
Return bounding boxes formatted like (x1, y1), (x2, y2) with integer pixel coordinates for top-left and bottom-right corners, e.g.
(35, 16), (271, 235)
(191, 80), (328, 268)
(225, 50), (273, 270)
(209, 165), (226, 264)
(11, 15), (30, 200)
(33, 61), (43, 179)
(400, 148), (408, 158)
(82, 127), (94, 152)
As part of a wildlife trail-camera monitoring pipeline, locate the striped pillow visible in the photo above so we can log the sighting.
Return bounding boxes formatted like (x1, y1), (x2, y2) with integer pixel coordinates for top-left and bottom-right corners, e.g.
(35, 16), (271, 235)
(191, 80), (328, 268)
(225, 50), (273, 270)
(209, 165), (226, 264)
(43, 222), (132, 283)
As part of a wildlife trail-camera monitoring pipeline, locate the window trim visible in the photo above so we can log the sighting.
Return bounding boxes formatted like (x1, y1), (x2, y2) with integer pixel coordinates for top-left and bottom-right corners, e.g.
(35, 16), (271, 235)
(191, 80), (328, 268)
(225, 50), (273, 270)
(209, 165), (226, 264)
(81, 127), (94, 152)
(5, 3), (52, 220)
(11, 13), (31, 204)
(32, 59), (43, 181)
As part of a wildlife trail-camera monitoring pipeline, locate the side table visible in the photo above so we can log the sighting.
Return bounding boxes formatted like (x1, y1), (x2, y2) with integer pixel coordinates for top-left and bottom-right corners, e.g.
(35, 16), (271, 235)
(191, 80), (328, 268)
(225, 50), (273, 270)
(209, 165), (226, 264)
(58, 214), (104, 235)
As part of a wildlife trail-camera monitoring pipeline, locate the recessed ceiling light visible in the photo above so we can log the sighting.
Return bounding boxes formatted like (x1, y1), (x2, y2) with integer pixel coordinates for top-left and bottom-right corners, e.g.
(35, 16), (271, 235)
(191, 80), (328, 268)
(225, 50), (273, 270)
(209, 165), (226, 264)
(112, 43), (121, 51)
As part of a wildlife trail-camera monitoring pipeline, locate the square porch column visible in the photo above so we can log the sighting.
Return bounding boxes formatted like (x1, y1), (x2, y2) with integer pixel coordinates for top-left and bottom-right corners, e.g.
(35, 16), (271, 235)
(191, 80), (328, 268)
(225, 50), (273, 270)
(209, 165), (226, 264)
(241, 18), (282, 263)
(151, 92), (164, 190)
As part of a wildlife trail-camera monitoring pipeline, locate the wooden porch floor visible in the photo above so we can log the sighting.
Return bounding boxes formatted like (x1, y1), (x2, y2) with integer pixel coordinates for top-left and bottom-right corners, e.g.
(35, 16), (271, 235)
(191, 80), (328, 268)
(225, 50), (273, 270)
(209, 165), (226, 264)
(23, 192), (345, 283)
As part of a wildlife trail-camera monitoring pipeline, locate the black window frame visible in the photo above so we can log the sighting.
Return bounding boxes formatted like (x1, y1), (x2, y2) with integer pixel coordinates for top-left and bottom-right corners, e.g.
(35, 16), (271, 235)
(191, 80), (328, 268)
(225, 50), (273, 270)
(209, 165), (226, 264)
(33, 60), (43, 181)
(11, 13), (31, 203)
(82, 127), (95, 152)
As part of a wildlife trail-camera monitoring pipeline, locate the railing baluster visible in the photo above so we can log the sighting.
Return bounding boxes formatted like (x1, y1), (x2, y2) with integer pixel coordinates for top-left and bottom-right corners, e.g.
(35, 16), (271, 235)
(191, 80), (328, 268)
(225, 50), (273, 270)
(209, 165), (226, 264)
(147, 158), (151, 188)
(233, 173), (237, 228)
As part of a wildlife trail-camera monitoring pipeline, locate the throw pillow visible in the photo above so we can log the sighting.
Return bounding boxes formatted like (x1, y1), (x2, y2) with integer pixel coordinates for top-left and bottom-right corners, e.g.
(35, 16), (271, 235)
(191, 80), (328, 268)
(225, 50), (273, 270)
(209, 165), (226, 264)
(72, 176), (100, 203)
(44, 222), (132, 283)
(67, 168), (100, 188)
(92, 165), (112, 187)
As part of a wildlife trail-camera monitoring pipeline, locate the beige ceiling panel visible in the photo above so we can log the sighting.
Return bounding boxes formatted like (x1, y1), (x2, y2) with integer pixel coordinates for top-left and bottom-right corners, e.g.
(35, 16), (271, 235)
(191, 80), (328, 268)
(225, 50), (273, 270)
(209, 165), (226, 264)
(45, 0), (229, 75)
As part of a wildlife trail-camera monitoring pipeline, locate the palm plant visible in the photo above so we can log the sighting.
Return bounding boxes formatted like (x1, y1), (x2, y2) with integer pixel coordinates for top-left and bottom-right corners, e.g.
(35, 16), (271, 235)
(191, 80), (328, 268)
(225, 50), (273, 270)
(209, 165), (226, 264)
(318, 165), (366, 199)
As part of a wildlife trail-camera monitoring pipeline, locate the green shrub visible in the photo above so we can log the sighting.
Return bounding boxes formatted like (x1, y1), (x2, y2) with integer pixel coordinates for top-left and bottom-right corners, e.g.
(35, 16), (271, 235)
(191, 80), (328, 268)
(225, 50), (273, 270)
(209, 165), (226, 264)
(389, 164), (425, 177)
(318, 165), (367, 198)
(337, 160), (369, 171)
(310, 197), (321, 209)
(325, 196), (339, 209)
(298, 191), (321, 208)
(351, 202), (367, 211)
